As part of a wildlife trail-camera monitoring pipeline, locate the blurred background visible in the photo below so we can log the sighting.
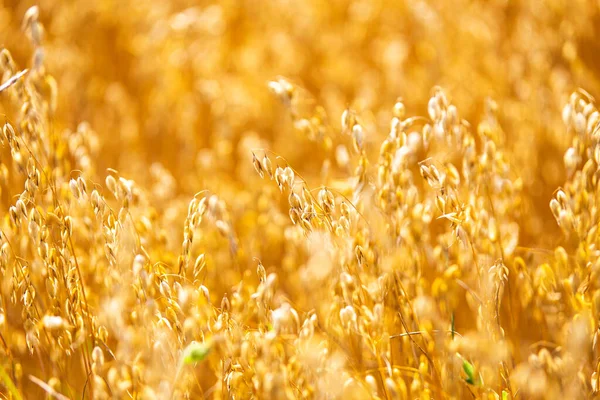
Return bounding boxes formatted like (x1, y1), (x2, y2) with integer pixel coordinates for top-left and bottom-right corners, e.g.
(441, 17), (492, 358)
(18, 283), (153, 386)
(0, 0), (598, 250)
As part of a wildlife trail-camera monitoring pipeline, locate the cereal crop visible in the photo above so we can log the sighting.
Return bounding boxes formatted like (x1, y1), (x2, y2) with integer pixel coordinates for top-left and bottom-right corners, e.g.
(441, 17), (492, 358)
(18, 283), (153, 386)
(0, 1), (600, 399)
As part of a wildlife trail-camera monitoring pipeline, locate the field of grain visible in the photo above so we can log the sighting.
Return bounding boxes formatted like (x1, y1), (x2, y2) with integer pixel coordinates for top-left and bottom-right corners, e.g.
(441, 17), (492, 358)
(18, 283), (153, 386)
(1, 1), (600, 399)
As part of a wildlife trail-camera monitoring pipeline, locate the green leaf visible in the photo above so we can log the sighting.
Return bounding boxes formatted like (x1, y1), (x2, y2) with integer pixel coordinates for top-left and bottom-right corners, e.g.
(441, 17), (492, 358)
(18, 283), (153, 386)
(182, 341), (212, 365)
(502, 390), (509, 400)
(462, 359), (476, 385)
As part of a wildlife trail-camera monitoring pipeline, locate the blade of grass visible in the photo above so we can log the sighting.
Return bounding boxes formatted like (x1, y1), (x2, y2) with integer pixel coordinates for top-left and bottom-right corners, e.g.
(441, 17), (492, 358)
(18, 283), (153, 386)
(0, 69), (28, 93)
(0, 363), (22, 400)
(29, 375), (70, 400)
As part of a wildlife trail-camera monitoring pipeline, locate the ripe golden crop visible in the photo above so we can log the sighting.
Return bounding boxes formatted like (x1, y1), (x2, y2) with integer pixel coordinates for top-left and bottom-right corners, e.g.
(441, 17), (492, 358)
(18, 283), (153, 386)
(0, 1), (600, 399)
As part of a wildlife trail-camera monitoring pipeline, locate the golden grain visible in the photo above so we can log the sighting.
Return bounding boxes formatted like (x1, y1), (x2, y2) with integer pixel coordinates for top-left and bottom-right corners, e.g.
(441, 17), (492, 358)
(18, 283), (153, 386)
(0, 2), (599, 399)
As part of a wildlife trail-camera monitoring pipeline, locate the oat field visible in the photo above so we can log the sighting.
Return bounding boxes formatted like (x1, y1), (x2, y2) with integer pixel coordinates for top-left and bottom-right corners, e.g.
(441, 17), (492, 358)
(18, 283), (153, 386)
(1, 1), (600, 399)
